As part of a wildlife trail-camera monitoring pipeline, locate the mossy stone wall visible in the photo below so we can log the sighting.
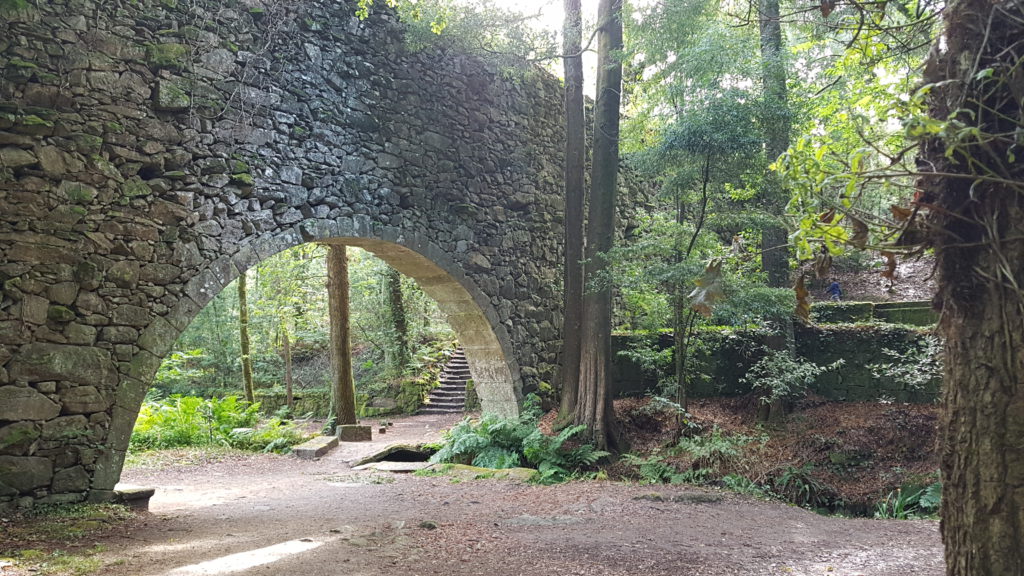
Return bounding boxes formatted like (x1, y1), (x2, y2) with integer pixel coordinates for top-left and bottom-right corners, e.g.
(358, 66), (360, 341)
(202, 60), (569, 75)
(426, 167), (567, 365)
(613, 323), (940, 403)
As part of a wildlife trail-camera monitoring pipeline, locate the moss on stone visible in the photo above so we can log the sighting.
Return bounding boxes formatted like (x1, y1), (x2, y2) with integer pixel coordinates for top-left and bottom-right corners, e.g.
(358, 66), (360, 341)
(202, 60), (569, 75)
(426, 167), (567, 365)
(230, 173), (254, 186)
(120, 177), (152, 198)
(0, 0), (37, 21)
(19, 115), (53, 127)
(104, 121), (124, 134)
(154, 80), (190, 111)
(6, 58), (37, 68)
(145, 43), (190, 71)
(47, 306), (76, 323)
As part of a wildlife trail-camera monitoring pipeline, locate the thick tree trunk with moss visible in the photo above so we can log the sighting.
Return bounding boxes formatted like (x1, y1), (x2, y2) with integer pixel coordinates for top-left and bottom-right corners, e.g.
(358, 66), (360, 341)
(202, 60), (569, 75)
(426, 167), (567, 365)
(238, 272), (255, 404)
(920, 1), (1024, 572)
(574, 0), (623, 452)
(558, 0), (586, 425)
(327, 245), (357, 426)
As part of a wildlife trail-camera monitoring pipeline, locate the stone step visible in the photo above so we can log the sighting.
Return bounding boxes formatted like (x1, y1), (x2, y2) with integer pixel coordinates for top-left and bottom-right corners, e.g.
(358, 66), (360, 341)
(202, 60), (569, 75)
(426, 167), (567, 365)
(430, 390), (466, 399)
(418, 407), (465, 415)
(426, 399), (465, 408)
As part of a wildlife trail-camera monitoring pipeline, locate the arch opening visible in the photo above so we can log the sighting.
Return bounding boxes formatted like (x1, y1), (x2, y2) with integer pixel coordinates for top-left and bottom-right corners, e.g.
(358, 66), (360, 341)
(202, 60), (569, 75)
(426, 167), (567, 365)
(95, 228), (524, 495)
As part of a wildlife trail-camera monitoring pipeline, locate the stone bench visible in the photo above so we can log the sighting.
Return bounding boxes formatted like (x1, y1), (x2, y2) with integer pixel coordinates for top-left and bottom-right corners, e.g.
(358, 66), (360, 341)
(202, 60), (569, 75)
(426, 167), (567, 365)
(292, 436), (339, 460)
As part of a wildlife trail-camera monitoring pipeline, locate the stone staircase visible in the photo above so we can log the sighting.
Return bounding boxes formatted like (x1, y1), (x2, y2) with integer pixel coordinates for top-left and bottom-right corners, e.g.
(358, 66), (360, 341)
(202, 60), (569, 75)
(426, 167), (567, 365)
(418, 348), (470, 415)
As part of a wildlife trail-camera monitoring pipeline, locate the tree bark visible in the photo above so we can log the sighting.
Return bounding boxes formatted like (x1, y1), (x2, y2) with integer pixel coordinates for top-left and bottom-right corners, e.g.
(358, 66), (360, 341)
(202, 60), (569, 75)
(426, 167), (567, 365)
(558, 0), (586, 425)
(238, 272), (255, 404)
(757, 0), (792, 289)
(757, 0), (795, 423)
(327, 245), (357, 426)
(384, 266), (409, 370)
(574, 0), (623, 452)
(920, 1), (1024, 572)
(282, 327), (293, 410)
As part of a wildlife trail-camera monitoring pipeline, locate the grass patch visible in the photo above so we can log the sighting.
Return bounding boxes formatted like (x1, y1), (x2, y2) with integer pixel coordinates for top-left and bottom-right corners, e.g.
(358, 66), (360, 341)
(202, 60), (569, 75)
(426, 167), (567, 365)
(0, 505), (134, 575)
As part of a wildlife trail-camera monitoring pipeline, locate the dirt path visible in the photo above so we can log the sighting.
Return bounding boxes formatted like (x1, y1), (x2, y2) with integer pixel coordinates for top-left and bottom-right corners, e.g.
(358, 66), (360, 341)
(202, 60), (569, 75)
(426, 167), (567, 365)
(99, 414), (943, 576)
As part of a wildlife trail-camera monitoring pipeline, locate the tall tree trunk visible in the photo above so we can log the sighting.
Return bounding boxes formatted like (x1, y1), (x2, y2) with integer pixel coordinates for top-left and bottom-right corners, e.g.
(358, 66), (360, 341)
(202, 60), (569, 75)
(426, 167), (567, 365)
(282, 327), (293, 410)
(384, 266), (409, 370)
(920, 1), (1024, 572)
(327, 245), (357, 426)
(558, 0), (586, 424)
(757, 0), (794, 423)
(238, 272), (255, 404)
(757, 0), (791, 288)
(574, 0), (623, 452)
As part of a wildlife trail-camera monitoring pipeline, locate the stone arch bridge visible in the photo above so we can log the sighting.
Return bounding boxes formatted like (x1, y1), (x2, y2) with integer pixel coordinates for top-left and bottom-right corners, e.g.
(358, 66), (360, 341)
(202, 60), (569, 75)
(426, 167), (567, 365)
(0, 0), (573, 507)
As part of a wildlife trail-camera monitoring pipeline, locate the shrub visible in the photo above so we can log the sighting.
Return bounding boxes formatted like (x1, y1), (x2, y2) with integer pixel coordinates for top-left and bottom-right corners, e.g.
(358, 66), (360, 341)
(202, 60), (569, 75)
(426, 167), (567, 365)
(874, 479), (942, 519)
(673, 426), (762, 474)
(774, 463), (828, 508)
(429, 396), (608, 484)
(741, 350), (844, 405)
(621, 453), (684, 484)
(130, 395), (309, 453)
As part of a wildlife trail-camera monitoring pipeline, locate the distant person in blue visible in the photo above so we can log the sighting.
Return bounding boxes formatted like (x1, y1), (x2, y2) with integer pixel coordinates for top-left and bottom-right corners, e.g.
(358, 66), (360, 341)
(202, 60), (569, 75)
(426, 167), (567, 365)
(825, 279), (842, 302)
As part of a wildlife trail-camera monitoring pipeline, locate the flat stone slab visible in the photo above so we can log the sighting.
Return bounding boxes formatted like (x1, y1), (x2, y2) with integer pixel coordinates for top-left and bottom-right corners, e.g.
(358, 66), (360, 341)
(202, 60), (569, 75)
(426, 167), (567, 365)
(351, 443), (433, 468)
(352, 461), (432, 473)
(113, 483), (156, 511)
(338, 425), (372, 442)
(292, 435), (339, 459)
(425, 463), (536, 482)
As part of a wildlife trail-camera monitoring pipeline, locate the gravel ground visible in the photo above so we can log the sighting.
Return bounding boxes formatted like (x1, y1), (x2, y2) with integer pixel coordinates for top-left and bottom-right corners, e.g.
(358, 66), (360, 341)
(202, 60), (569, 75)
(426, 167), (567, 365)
(96, 413), (943, 576)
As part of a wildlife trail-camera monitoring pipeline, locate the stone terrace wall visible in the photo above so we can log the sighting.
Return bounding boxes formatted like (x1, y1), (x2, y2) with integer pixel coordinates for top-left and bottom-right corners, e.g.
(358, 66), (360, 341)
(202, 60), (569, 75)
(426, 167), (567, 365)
(0, 0), (567, 507)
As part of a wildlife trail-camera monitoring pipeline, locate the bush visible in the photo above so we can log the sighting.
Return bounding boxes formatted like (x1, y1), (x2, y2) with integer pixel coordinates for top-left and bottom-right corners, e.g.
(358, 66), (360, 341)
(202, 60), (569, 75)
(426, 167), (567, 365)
(429, 396), (608, 484)
(874, 480), (942, 519)
(130, 395), (310, 453)
(741, 350), (844, 405)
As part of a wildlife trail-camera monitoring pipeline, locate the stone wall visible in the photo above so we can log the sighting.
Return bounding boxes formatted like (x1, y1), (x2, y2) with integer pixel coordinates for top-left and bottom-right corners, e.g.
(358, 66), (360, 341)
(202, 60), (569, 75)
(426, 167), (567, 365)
(612, 324), (941, 403)
(0, 0), (574, 507)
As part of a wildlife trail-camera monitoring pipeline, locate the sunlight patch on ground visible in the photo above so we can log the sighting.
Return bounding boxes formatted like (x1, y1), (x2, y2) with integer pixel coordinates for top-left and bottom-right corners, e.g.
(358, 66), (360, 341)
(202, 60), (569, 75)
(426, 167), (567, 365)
(164, 537), (330, 575)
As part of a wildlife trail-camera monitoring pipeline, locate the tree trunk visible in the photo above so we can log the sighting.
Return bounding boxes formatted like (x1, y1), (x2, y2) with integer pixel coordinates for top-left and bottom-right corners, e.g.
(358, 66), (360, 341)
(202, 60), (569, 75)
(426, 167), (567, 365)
(238, 272), (255, 404)
(757, 0), (794, 423)
(558, 0), (585, 425)
(327, 245), (357, 426)
(574, 0), (623, 452)
(920, 1), (1024, 572)
(757, 0), (792, 289)
(384, 266), (409, 370)
(282, 327), (293, 410)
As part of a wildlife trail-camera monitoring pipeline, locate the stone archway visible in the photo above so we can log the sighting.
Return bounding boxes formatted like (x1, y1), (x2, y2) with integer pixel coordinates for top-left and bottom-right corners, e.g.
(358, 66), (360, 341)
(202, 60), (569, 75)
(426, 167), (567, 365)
(0, 0), (573, 507)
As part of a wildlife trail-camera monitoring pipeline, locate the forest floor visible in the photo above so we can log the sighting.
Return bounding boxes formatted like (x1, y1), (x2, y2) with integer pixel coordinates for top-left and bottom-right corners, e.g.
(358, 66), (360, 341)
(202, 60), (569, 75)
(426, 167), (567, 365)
(803, 252), (937, 303)
(2, 401), (943, 576)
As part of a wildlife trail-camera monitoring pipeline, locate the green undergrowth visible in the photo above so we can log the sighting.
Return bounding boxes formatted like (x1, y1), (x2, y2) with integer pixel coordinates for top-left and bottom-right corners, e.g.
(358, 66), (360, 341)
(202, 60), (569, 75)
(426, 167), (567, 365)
(0, 504), (134, 575)
(428, 395), (608, 484)
(615, 399), (942, 518)
(129, 394), (312, 454)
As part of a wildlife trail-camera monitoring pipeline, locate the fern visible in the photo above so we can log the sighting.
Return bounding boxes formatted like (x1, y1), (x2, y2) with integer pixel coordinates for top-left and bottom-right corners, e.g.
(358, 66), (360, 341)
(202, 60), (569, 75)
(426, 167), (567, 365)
(428, 394), (606, 483)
